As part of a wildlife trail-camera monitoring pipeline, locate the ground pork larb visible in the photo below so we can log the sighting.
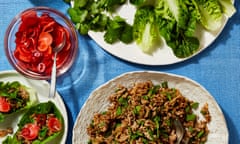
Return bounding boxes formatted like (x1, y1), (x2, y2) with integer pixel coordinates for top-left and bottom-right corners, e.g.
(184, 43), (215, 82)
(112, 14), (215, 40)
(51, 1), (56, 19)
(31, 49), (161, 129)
(87, 81), (211, 144)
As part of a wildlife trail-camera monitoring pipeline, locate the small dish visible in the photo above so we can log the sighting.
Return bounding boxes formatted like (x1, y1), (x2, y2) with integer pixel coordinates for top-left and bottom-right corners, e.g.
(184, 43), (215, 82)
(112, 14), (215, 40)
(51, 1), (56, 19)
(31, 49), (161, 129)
(0, 70), (68, 144)
(4, 7), (78, 80)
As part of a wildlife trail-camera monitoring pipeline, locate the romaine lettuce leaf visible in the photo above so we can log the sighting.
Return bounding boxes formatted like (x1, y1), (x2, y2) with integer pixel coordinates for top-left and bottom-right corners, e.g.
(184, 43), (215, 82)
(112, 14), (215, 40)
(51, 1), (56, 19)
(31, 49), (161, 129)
(155, 0), (200, 58)
(196, 0), (223, 31)
(0, 81), (38, 122)
(3, 101), (64, 144)
(218, 0), (236, 17)
(133, 6), (160, 54)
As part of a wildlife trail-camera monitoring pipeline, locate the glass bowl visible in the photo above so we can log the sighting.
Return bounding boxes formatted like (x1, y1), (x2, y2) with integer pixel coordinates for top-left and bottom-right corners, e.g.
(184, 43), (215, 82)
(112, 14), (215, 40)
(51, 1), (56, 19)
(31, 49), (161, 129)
(4, 7), (78, 80)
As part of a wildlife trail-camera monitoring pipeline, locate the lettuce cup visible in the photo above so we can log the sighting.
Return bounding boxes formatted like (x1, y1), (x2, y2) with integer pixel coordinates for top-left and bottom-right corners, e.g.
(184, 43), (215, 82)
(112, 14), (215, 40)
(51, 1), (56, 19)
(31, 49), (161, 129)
(3, 101), (64, 144)
(0, 81), (37, 122)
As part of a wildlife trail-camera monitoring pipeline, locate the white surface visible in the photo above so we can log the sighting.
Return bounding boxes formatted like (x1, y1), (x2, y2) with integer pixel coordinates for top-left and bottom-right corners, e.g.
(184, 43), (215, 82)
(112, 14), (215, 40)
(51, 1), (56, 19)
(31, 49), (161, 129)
(73, 71), (228, 144)
(0, 70), (68, 144)
(88, 3), (228, 65)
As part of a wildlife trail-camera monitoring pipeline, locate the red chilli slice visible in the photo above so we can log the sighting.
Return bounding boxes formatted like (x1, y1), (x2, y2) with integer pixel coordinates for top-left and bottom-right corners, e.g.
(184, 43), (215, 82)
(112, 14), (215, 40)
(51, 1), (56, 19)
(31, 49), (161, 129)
(47, 117), (62, 132)
(37, 32), (53, 52)
(38, 32), (53, 46)
(19, 11), (39, 32)
(0, 97), (11, 113)
(21, 123), (40, 141)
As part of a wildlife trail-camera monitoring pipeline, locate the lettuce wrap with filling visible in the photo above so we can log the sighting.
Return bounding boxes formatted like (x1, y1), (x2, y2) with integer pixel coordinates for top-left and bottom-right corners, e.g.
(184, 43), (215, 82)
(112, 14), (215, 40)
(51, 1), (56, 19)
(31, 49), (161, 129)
(3, 101), (64, 144)
(0, 81), (38, 122)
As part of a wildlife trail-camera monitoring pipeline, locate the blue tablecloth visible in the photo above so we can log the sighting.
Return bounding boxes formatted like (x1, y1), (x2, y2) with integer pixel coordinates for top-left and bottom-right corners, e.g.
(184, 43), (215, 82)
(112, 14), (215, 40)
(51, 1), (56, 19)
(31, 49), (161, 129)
(0, 0), (239, 143)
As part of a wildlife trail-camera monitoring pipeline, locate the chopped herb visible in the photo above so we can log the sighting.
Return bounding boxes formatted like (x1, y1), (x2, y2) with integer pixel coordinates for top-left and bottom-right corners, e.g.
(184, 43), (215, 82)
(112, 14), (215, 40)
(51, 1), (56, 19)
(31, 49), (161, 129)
(191, 102), (199, 109)
(153, 116), (161, 137)
(137, 120), (145, 126)
(188, 126), (194, 132)
(197, 130), (205, 138)
(153, 116), (160, 128)
(165, 119), (171, 126)
(142, 138), (149, 144)
(185, 106), (190, 113)
(200, 111), (206, 115)
(142, 95), (149, 100)
(118, 97), (128, 107)
(116, 106), (122, 116)
(148, 85), (160, 96)
(128, 127), (132, 134)
(115, 87), (121, 92)
(39, 126), (48, 139)
(161, 81), (168, 88)
(101, 111), (107, 115)
(131, 131), (143, 140)
(133, 105), (141, 115)
(186, 114), (196, 121)
(166, 93), (172, 101)
(201, 109), (208, 115)
(147, 129), (154, 140)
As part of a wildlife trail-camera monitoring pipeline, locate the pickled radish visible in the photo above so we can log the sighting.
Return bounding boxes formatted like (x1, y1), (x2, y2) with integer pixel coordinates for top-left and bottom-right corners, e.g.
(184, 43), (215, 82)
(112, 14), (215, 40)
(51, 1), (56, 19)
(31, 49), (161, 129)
(37, 42), (51, 52)
(21, 124), (40, 141)
(0, 97), (11, 113)
(14, 11), (71, 75)
(47, 117), (62, 132)
(38, 32), (53, 47)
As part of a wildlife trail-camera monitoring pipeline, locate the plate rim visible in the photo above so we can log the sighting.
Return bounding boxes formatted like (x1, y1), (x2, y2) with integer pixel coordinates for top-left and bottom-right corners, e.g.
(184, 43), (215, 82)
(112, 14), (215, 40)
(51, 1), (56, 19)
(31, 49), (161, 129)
(72, 70), (229, 143)
(0, 70), (68, 144)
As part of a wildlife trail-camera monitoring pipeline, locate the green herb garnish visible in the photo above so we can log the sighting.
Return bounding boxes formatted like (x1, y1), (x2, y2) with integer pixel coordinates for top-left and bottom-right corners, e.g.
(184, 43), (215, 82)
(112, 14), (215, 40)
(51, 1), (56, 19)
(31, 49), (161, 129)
(186, 114), (196, 121)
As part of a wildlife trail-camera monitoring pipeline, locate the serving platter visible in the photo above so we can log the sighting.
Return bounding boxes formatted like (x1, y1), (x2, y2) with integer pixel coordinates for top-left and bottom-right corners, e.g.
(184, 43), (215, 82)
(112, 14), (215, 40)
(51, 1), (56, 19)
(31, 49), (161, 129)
(73, 71), (228, 144)
(0, 70), (68, 144)
(86, 3), (228, 65)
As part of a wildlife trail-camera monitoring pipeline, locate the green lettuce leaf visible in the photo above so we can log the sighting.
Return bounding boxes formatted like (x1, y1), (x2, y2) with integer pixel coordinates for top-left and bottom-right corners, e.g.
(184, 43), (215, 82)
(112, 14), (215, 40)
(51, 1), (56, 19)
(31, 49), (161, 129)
(0, 81), (38, 122)
(3, 101), (64, 144)
(218, 0), (236, 17)
(133, 6), (160, 54)
(155, 0), (200, 58)
(195, 0), (223, 31)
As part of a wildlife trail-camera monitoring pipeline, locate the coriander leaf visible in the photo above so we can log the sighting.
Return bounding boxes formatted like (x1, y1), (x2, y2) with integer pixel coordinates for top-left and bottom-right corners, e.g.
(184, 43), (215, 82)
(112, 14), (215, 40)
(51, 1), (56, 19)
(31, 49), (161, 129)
(119, 24), (133, 44)
(186, 114), (196, 121)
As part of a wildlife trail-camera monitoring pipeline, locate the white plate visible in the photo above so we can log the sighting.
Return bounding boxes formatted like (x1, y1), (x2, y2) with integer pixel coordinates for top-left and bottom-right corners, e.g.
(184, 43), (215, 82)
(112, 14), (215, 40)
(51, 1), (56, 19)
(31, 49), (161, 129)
(0, 70), (68, 144)
(73, 71), (228, 144)
(87, 3), (229, 65)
